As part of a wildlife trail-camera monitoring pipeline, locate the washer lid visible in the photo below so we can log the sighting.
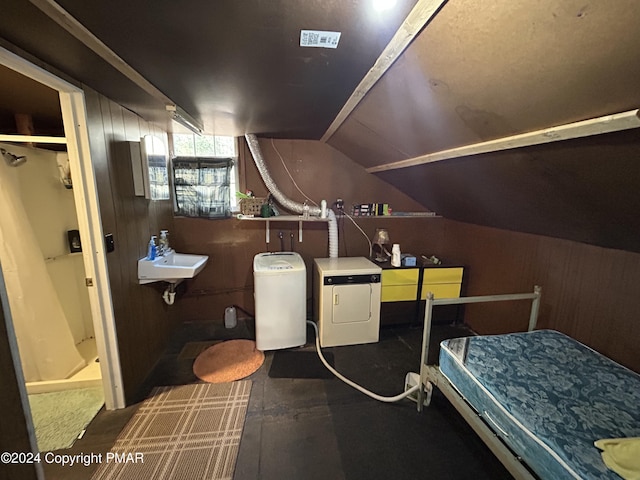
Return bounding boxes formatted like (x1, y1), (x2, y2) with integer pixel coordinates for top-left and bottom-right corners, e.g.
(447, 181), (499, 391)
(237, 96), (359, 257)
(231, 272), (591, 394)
(254, 252), (306, 272)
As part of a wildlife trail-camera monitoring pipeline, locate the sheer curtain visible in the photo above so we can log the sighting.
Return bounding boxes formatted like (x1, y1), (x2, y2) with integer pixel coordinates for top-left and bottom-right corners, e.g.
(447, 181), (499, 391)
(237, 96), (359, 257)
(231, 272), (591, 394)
(0, 148), (84, 382)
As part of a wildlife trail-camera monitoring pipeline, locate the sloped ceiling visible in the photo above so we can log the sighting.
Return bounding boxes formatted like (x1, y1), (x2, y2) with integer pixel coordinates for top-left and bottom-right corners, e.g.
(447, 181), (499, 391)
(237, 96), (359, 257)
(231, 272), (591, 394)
(328, 0), (640, 164)
(374, 130), (640, 252)
(327, 0), (640, 252)
(0, 0), (418, 138)
(1, 0), (639, 252)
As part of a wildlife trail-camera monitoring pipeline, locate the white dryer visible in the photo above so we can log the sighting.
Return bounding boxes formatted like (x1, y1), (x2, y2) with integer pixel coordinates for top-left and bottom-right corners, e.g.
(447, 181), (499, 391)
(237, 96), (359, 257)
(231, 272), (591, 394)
(314, 257), (381, 347)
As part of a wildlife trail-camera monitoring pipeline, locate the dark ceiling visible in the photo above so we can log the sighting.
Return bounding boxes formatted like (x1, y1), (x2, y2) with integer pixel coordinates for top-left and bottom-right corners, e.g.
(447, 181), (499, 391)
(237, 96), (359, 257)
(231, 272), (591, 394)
(1, 0), (418, 138)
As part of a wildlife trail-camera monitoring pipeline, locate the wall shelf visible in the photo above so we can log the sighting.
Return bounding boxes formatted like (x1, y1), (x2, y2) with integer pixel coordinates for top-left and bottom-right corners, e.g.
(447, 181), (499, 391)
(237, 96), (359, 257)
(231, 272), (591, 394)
(0, 134), (67, 144)
(236, 214), (329, 243)
(236, 214), (329, 222)
(45, 252), (82, 263)
(347, 212), (441, 218)
(235, 212), (440, 244)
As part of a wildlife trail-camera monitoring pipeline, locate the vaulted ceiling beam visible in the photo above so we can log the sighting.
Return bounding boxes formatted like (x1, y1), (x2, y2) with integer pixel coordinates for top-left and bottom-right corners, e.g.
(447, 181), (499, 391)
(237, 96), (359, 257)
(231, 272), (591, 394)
(28, 0), (174, 106)
(0, 134), (66, 144)
(321, 0), (448, 143)
(366, 109), (640, 173)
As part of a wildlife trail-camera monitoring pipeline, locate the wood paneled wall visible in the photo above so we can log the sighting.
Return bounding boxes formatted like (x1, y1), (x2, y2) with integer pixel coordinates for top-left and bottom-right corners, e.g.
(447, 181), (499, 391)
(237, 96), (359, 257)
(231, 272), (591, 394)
(434, 219), (640, 373)
(170, 213), (442, 323)
(84, 87), (175, 404)
(171, 140), (640, 376)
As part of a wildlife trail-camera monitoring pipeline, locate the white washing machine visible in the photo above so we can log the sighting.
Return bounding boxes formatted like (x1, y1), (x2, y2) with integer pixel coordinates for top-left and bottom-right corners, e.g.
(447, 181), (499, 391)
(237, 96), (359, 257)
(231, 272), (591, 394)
(314, 257), (382, 347)
(254, 252), (307, 351)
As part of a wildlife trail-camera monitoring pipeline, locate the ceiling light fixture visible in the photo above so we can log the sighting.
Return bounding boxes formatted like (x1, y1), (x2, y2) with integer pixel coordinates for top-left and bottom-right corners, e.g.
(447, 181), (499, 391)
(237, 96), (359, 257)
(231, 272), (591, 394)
(166, 105), (204, 136)
(372, 0), (397, 12)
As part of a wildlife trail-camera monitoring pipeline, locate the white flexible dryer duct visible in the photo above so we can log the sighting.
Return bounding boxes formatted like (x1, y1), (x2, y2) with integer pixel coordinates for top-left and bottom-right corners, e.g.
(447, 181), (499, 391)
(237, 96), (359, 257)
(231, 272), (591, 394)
(307, 321), (419, 403)
(245, 134), (338, 257)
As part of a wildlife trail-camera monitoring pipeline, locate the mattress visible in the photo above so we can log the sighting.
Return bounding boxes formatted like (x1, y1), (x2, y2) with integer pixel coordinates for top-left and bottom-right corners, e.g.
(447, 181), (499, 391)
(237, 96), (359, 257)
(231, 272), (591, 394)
(439, 330), (640, 480)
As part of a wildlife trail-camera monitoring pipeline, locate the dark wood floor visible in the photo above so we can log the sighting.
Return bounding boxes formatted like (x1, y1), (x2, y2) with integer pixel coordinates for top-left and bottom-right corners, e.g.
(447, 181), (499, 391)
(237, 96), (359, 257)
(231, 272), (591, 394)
(42, 320), (513, 480)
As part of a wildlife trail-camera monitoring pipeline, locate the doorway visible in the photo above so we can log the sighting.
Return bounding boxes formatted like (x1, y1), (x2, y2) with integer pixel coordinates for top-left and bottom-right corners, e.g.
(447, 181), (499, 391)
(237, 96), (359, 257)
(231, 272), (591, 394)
(0, 44), (124, 432)
(0, 142), (99, 392)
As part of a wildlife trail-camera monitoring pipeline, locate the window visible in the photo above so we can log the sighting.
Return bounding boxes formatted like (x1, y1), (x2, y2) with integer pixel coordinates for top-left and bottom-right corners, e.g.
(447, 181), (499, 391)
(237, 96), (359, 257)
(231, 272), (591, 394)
(173, 134), (236, 158)
(171, 134), (239, 218)
(147, 154), (170, 200)
(173, 157), (231, 218)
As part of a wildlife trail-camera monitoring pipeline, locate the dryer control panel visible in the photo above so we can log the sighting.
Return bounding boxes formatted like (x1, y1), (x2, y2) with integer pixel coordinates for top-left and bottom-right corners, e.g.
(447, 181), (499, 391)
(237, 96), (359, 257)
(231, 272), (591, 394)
(324, 274), (380, 285)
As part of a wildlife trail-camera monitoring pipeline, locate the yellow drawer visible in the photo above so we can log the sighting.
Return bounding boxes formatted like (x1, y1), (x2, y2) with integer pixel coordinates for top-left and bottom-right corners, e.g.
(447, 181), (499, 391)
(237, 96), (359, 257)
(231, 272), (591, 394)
(382, 285), (417, 302)
(422, 268), (463, 285)
(381, 269), (419, 286)
(420, 283), (461, 300)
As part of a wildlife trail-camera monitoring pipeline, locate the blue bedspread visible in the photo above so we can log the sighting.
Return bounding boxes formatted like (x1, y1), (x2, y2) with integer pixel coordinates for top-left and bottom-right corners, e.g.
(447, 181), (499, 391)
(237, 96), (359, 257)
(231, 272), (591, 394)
(439, 330), (640, 479)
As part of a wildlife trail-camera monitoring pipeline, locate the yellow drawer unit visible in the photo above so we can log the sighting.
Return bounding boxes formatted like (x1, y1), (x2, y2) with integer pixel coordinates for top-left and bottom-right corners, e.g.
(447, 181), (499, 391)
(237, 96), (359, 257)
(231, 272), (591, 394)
(380, 264), (465, 325)
(381, 269), (419, 302)
(423, 268), (464, 285)
(420, 267), (464, 300)
(381, 269), (419, 286)
(381, 267), (463, 301)
(420, 283), (461, 300)
(382, 285), (418, 302)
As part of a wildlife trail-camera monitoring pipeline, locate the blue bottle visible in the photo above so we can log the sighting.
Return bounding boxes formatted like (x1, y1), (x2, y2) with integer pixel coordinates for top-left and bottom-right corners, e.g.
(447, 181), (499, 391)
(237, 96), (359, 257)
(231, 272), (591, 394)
(147, 235), (157, 260)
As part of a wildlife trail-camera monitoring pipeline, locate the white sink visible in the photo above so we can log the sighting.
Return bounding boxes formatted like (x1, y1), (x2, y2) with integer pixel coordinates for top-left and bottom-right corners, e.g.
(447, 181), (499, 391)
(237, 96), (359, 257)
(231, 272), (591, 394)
(138, 251), (208, 284)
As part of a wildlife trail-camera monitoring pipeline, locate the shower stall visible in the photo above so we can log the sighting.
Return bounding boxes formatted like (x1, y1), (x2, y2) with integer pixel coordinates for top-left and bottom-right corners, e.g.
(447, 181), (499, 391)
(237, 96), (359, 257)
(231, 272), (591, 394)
(0, 142), (101, 393)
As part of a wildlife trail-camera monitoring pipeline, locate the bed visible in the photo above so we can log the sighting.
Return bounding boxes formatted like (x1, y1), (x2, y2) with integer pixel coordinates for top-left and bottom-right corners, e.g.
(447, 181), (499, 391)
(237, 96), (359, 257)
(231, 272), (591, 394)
(417, 286), (640, 479)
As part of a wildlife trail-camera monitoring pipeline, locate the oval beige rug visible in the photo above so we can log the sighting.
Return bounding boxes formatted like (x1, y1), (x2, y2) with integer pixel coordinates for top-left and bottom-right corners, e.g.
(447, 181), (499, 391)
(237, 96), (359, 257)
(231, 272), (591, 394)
(193, 339), (265, 383)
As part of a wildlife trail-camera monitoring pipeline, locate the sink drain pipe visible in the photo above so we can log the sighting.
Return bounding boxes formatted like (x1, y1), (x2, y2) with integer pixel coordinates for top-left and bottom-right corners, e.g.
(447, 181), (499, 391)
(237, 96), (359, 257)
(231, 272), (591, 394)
(245, 134), (338, 257)
(162, 284), (176, 305)
(307, 321), (419, 403)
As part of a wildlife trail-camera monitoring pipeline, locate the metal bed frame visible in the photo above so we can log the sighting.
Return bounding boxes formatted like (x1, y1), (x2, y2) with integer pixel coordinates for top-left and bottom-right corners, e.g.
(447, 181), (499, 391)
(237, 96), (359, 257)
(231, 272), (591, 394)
(417, 286), (542, 480)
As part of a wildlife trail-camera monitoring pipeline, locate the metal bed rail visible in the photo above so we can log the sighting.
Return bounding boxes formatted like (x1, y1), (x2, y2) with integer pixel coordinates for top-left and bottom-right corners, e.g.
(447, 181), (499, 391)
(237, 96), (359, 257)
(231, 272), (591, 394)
(415, 286), (542, 479)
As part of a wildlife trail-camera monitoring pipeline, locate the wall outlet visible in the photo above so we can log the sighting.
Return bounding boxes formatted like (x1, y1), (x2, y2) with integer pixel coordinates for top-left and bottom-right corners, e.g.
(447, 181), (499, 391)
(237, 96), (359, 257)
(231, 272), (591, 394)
(104, 233), (115, 253)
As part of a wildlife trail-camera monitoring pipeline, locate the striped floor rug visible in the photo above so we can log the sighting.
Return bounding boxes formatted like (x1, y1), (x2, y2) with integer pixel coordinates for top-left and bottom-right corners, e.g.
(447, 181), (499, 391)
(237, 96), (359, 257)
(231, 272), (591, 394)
(91, 381), (251, 480)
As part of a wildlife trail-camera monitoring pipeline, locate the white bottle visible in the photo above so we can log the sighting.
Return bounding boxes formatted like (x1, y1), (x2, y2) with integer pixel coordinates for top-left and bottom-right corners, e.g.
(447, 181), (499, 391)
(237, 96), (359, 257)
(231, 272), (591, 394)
(391, 244), (401, 267)
(159, 230), (170, 255)
(224, 306), (237, 329)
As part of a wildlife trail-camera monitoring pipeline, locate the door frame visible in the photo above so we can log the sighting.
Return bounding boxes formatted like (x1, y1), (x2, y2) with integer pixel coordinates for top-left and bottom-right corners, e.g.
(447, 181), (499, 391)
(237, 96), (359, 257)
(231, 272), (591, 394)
(0, 45), (125, 410)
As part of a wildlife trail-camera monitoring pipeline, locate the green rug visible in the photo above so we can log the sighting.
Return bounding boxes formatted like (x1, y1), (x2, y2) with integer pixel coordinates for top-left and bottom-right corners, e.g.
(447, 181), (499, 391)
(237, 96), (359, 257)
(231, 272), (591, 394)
(28, 386), (104, 452)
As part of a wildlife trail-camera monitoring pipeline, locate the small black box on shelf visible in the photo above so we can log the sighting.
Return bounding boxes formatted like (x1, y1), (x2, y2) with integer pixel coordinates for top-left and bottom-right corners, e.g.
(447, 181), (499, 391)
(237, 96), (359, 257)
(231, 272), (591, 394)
(67, 229), (82, 253)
